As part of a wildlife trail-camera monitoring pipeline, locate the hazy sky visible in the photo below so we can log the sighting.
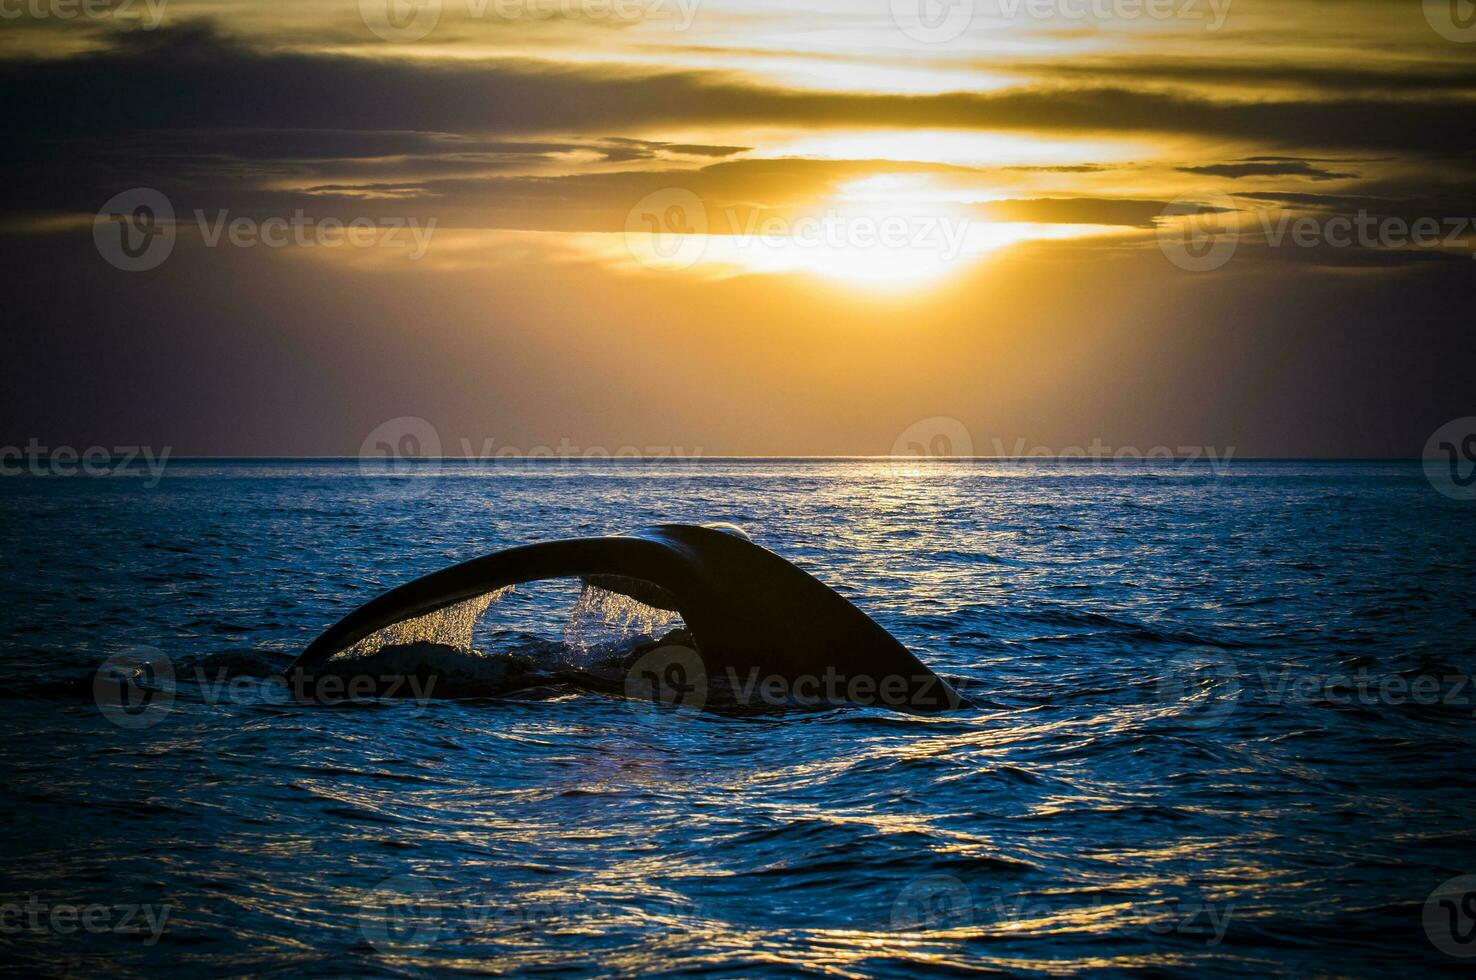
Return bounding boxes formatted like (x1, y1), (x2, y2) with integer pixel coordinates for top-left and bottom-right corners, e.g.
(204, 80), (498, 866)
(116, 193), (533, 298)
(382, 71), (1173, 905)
(3, 0), (1473, 456)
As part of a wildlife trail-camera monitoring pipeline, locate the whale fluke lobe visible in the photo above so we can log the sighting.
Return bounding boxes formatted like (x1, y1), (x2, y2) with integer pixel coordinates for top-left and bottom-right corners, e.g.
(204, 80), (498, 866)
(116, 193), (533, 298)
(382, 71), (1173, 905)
(292, 524), (967, 713)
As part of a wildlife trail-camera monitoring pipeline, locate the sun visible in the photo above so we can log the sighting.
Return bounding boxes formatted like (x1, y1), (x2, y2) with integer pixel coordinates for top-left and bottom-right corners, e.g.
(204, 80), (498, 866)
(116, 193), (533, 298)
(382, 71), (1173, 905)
(605, 175), (1125, 290)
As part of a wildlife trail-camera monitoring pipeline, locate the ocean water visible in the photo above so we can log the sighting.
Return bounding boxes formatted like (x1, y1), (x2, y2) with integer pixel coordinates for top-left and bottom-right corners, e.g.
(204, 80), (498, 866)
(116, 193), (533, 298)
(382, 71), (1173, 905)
(1, 459), (1472, 977)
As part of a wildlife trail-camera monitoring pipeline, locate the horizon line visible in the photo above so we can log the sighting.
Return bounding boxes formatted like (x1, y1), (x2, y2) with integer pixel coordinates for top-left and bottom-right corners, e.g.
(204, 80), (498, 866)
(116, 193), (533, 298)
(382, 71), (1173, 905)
(11, 454), (1436, 463)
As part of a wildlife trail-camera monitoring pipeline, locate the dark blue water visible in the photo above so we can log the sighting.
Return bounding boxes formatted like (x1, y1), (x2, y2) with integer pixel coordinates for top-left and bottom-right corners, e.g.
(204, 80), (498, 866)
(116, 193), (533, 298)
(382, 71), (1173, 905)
(1, 459), (1472, 976)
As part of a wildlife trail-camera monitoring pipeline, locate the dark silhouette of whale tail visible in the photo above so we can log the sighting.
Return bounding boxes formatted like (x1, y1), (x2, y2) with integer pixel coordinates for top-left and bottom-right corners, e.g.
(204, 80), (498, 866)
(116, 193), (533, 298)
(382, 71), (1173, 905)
(292, 524), (968, 713)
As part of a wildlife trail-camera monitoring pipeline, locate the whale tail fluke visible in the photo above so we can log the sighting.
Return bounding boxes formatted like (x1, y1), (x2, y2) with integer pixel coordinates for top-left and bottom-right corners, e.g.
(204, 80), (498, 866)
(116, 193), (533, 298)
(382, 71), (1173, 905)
(292, 524), (968, 713)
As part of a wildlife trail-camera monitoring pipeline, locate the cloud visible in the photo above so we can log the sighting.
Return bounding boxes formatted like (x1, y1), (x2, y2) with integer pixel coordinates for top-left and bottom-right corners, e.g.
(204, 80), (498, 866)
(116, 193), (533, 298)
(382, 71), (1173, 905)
(973, 198), (1174, 227)
(5, 22), (1475, 158)
(1234, 181), (1476, 220)
(3, 6), (1473, 458)
(1013, 58), (1476, 95)
(1003, 164), (1119, 173)
(1178, 160), (1358, 181)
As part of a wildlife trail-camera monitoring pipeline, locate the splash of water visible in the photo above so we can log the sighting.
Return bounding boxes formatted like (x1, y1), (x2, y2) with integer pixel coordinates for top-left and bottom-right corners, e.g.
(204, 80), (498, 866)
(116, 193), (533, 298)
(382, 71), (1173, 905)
(562, 583), (683, 666)
(332, 587), (510, 660)
(321, 579), (682, 675)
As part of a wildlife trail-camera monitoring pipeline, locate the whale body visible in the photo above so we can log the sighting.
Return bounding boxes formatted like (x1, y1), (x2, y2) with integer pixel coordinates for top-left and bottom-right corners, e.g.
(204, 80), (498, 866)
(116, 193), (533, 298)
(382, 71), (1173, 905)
(292, 524), (966, 713)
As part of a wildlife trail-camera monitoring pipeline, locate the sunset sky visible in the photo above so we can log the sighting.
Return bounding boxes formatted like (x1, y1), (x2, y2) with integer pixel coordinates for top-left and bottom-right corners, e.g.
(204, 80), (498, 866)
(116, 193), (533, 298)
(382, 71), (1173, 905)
(4, 0), (1473, 456)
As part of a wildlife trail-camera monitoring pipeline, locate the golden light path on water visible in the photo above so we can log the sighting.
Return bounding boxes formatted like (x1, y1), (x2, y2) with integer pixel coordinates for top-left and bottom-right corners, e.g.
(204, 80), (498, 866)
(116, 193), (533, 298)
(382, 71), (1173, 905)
(280, 697), (1275, 974)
